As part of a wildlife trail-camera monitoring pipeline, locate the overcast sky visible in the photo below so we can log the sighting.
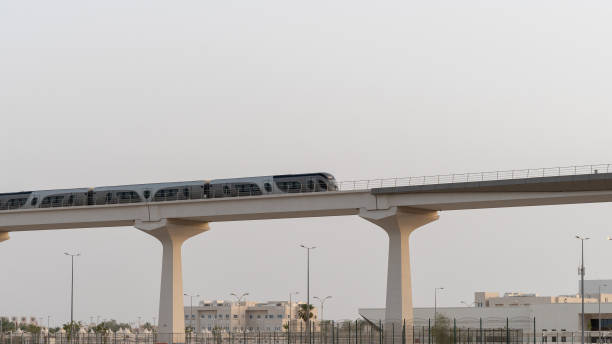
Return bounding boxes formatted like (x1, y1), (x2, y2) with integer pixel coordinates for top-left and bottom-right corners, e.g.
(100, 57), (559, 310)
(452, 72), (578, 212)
(2, 0), (612, 327)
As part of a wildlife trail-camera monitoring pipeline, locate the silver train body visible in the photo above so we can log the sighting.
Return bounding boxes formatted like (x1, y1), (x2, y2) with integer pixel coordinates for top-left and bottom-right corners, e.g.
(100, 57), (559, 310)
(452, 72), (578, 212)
(0, 173), (337, 211)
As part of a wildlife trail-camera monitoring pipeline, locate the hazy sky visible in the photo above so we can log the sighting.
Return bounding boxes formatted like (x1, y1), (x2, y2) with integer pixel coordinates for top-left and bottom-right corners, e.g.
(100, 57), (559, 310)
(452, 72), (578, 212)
(2, 0), (612, 327)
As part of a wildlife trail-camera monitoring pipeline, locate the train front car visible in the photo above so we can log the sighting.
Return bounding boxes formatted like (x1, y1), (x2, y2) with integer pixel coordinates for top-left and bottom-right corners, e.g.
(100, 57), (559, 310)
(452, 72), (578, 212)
(0, 192), (32, 210)
(272, 172), (338, 193)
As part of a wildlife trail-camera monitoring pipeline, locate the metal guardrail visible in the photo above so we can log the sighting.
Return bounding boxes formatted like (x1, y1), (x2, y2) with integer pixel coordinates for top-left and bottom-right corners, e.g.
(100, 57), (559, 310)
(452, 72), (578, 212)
(336, 164), (612, 191)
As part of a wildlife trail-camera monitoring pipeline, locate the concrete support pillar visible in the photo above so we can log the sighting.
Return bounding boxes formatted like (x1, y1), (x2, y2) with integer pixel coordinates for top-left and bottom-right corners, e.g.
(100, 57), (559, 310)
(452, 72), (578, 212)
(360, 207), (439, 341)
(135, 219), (210, 344)
(0, 232), (9, 243)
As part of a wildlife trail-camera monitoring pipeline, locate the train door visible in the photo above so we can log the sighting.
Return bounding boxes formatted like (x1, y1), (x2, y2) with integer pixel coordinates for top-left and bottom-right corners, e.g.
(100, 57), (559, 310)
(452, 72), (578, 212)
(87, 190), (95, 205)
(203, 183), (211, 198)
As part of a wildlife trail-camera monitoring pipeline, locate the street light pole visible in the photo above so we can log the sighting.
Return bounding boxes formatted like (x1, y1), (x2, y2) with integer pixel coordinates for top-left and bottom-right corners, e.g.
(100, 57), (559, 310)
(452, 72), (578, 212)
(64, 252), (80, 337)
(313, 296), (332, 322)
(230, 292), (249, 331)
(289, 292), (299, 333)
(599, 284), (608, 340)
(300, 245), (316, 341)
(576, 235), (590, 344)
(184, 293), (200, 332)
(434, 287), (444, 325)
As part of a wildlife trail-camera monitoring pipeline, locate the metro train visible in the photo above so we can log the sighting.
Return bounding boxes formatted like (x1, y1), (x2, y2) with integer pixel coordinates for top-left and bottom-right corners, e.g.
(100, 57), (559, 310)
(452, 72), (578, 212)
(0, 172), (338, 211)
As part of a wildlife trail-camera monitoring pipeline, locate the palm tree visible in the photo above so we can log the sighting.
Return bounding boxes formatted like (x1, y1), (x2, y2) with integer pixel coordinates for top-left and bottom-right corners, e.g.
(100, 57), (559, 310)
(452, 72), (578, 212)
(297, 304), (314, 322)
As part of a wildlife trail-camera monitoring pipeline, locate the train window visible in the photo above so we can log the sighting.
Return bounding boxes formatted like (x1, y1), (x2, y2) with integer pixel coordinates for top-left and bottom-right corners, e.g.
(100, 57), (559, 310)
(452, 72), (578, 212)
(105, 193), (113, 203)
(318, 180), (328, 190)
(183, 188), (190, 198)
(307, 180), (315, 191)
(249, 184), (262, 195)
(223, 185), (231, 195)
(290, 181), (301, 192)
(144, 190), (150, 199)
(68, 195), (74, 205)
(264, 183), (272, 192)
(31, 197), (38, 206)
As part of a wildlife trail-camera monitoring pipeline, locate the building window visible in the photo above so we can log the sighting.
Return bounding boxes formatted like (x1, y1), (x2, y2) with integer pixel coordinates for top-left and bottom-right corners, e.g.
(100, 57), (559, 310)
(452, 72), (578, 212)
(208, 315), (212, 319)
(226, 315), (229, 319)
(249, 315), (253, 319)
(257, 315), (261, 319)
(277, 315), (282, 319)
(233, 315), (238, 319)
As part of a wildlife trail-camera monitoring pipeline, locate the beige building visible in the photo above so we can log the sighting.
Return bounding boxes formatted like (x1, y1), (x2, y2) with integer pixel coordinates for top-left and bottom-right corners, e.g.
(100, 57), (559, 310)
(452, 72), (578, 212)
(475, 291), (612, 308)
(185, 300), (318, 332)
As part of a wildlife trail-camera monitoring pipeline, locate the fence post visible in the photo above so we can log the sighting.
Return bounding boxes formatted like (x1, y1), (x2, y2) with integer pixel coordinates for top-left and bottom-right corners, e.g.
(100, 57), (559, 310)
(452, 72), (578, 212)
(453, 319), (456, 344)
(506, 318), (509, 344)
(533, 318), (536, 344)
(479, 318), (482, 344)
(428, 319), (431, 344)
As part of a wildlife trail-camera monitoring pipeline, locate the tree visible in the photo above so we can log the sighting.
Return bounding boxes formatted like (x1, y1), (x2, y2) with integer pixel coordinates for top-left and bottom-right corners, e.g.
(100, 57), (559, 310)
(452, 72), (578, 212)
(432, 314), (451, 344)
(1, 318), (16, 333)
(142, 322), (154, 331)
(297, 304), (314, 322)
(24, 324), (41, 333)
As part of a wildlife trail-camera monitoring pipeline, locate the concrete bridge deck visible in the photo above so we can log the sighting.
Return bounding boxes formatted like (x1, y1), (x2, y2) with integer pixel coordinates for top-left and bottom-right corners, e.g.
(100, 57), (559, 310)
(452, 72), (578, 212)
(2, 168), (612, 343)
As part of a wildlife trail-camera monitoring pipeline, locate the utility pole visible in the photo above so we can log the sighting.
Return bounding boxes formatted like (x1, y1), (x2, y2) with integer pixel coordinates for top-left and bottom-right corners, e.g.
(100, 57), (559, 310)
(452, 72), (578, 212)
(184, 293), (200, 332)
(64, 252), (80, 337)
(434, 287), (444, 325)
(289, 291), (299, 334)
(300, 245), (316, 342)
(230, 292), (249, 331)
(313, 296), (332, 322)
(599, 284), (608, 342)
(576, 235), (589, 344)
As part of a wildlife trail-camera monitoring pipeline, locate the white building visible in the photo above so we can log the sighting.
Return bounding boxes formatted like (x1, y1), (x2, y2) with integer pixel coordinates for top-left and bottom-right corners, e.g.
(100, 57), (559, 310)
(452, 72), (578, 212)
(360, 281), (612, 332)
(185, 300), (318, 333)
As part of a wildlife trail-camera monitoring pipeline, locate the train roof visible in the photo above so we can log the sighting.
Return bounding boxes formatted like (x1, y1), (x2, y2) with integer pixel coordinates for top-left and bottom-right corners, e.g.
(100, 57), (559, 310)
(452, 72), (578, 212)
(0, 191), (32, 197)
(94, 180), (206, 191)
(273, 172), (336, 179)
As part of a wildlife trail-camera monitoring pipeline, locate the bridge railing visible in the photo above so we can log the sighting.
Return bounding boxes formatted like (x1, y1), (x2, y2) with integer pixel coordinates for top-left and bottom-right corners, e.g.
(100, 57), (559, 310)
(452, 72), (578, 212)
(336, 163), (612, 191)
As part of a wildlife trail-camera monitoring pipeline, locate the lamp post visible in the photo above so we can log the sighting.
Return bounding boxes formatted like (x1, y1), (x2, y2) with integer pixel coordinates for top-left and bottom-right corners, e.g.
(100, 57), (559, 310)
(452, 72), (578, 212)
(576, 235), (589, 344)
(300, 245), (316, 341)
(230, 292), (249, 331)
(599, 284), (608, 339)
(184, 293), (200, 332)
(313, 296), (332, 323)
(64, 252), (80, 337)
(434, 287), (444, 325)
(289, 292), (299, 333)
